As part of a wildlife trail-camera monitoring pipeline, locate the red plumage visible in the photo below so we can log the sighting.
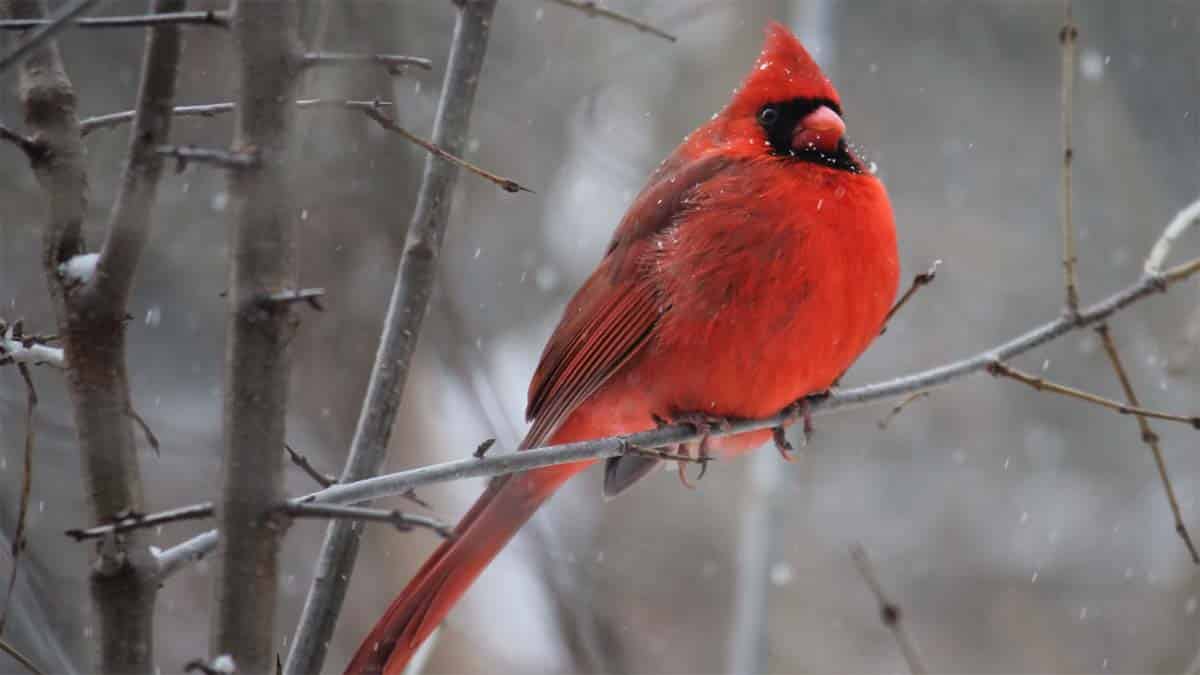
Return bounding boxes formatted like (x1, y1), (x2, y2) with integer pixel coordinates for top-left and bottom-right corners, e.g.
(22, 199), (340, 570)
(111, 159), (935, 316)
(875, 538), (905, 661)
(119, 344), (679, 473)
(345, 22), (899, 674)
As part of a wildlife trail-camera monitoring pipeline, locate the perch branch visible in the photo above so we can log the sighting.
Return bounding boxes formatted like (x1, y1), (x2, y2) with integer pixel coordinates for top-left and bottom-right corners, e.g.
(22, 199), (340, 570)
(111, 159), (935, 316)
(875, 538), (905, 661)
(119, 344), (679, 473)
(1094, 324), (1199, 562)
(0, 9), (227, 29)
(153, 244), (1200, 576)
(986, 361), (1200, 428)
(546, 0), (676, 42)
(284, 3), (500, 673)
(208, 1), (301, 672)
(1058, 0), (1080, 314)
(850, 545), (927, 675)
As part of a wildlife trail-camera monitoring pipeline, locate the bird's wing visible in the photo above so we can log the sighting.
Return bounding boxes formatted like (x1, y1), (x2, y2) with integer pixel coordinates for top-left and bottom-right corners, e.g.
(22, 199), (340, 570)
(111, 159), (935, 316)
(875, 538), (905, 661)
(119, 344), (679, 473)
(522, 152), (735, 450)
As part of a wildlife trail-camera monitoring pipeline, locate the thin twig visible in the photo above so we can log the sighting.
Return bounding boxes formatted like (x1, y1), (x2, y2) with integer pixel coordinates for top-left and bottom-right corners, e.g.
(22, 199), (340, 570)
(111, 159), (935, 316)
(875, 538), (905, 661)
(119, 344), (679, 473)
(126, 405), (159, 455)
(0, 10), (227, 29)
(283, 503), (452, 539)
(882, 260), (940, 332)
(850, 545), (927, 675)
(987, 361), (1200, 428)
(0, 0), (105, 74)
(0, 636), (43, 675)
(0, 356), (37, 635)
(79, 98), (395, 135)
(356, 102), (531, 193)
(65, 502), (214, 541)
(546, 0), (676, 42)
(473, 438), (496, 458)
(876, 391), (931, 430)
(1059, 0), (1080, 315)
(1094, 324), (1199, 563)
(285, 4), (500, 671)
(301, 51), (432, 73)
(155, 144), (258, 170)
(285, 443), (337, 488)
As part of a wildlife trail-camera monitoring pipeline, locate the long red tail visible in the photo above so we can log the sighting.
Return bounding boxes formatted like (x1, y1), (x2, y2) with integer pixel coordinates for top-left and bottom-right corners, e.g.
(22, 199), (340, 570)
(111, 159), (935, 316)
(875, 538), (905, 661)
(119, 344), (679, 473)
(343, 459), (590, 675)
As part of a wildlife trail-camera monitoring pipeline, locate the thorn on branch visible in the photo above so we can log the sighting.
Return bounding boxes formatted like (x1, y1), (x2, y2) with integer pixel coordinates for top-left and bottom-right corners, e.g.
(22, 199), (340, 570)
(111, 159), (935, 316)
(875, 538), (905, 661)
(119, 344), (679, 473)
(473, 438), (496, 458)
(881, 259), (941, 333)
(257, 287), (325, 311)
(284, 443), (337, 488)
(283, 503), (453, 539)
(156, 144), (259, 171)
(850, 544), (927, 675)
(546, 0), (677, 42)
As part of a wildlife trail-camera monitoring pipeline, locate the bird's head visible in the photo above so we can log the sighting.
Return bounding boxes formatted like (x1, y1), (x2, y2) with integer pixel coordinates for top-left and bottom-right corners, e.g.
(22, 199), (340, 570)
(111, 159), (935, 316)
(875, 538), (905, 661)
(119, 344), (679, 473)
(718, 22), (858, 172)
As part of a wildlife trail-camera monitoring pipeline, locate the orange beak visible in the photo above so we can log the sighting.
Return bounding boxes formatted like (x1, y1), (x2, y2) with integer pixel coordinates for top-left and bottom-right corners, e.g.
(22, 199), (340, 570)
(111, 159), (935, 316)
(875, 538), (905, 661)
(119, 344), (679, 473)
(792, 105), (845, 153)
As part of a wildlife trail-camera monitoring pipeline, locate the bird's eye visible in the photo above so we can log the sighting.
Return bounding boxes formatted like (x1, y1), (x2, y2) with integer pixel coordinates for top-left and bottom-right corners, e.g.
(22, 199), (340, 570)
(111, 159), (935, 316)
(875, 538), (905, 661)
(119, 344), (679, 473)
(758, 105), (780, 127)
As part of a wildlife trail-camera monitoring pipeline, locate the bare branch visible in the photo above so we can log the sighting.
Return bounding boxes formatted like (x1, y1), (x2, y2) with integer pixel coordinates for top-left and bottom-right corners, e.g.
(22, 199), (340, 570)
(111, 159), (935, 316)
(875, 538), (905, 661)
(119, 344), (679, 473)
(355, 102), (531, 193)
(209, 1), (302, 671)
(0, 0), (104, 74)
(155, 144), (259, 170)
(0, 352), (37, 635)
(1094, 324), (1199, 562)
(258, 287), (325, 311)
(285, 443), (337, 488)
(1059, 0), (1080, 315)
(881, 259), (940, 332)
(285, 3), (500, 672)
(5, 0), (167, 671)
(0, 321), (64, 368)
(0, 9), (227, 30)
(283, 503), (453, 539)
(850, 545), (927, 675)
(90, 0), (187, 318)
(301, 51), (432, 73)
(987, 361), (1200, 428)
(546, 0), (676, 42)
(0, 636), (44, 675)
(1145, 196), (1200, 277)
(65, 502), (215, 541)
(79, 98), (394, 135)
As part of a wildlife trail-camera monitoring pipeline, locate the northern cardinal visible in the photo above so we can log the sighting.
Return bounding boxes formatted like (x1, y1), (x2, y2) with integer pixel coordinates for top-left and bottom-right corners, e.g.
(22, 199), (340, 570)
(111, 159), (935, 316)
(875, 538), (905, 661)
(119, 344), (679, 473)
(346, 22), (899, 674)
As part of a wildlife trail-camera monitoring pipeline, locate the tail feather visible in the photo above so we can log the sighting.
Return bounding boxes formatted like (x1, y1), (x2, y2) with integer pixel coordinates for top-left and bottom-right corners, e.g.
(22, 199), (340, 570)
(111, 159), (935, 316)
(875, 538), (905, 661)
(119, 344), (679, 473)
(343, 461), (587, 675)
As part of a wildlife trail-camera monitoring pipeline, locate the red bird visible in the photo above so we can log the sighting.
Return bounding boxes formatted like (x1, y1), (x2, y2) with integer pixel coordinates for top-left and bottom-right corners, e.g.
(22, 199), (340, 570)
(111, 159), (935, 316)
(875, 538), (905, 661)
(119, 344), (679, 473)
(346, 22), (899, 674)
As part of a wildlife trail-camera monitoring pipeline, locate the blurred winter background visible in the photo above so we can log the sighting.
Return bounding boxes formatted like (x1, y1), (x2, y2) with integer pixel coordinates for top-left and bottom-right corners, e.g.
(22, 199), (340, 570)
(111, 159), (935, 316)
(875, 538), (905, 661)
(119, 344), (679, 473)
(3, 0), (1200, 672)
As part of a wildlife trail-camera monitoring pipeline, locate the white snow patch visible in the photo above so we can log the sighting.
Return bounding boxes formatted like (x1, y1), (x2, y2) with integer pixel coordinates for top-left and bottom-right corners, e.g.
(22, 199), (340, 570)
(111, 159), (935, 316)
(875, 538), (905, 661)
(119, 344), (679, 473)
(58, 252), (99, 284)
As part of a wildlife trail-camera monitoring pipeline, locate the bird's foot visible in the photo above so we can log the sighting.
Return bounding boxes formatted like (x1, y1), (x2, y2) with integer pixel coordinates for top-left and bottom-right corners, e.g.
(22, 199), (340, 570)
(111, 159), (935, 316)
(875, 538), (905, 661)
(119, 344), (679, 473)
(773, 395), (821, 461)
(651, 410), (726, 488)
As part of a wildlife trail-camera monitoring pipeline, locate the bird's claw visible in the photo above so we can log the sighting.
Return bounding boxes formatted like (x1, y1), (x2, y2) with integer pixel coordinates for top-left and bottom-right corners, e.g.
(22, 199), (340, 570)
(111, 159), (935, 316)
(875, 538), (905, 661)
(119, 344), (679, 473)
(773, 396), (819, 461)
